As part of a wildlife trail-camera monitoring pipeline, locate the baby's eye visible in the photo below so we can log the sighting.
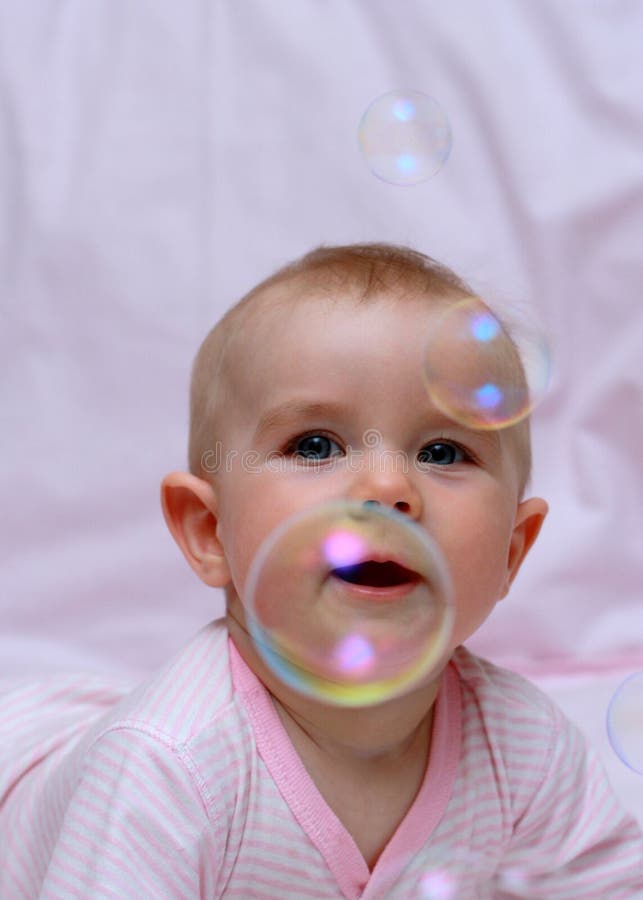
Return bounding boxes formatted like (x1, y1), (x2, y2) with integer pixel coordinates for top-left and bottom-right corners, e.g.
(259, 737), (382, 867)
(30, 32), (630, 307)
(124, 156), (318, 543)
(417, 442), (468, 466)
(289, 434), (343, 461)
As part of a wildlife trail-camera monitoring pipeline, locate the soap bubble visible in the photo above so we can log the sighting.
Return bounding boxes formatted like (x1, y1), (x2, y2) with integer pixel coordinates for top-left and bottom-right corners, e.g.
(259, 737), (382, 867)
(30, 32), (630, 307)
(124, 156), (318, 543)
(606, 672), (643, 774)
(243, 500), (454, 707)
(418, 868), (457, 899)
(497, 867), (531, 892)
(423, 297), (551, 430)
(358, 90), (452, 186)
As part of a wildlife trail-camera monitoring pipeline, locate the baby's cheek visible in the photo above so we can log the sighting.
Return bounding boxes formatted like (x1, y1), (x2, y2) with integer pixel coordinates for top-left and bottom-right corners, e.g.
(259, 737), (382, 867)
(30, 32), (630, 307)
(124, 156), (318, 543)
(448, 548), (509, 635)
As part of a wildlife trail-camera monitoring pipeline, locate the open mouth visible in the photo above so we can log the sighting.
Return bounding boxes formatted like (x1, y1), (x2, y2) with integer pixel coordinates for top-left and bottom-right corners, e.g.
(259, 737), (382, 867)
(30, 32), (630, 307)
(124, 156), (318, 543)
(330, 560), (421, 589)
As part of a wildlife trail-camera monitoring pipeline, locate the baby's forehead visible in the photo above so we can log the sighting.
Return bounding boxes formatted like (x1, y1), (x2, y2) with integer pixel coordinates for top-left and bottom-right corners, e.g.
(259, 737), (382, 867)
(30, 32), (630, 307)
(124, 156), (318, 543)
(211, 283), (437, 420)
(224, 277), (449, 354)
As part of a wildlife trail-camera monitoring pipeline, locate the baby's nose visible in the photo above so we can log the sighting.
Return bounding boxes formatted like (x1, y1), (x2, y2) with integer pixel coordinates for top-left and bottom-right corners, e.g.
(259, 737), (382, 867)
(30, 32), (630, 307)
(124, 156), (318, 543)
(363, 498), (411, 515)
(350, 466), (422, 519)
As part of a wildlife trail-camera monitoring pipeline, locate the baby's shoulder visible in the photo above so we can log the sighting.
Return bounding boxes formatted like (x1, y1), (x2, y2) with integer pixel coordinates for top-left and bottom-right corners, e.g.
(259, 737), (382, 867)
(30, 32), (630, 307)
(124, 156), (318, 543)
(84, 618), (246, 754)
(450, 645), (569, 755)
(63, 619), (254, 814)
(449, 646), (582, 820)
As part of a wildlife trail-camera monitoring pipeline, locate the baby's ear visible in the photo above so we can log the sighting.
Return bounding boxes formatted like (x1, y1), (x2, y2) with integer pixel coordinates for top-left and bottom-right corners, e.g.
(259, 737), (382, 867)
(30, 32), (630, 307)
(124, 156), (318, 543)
(500, 496), (549, 599)
(160, 472), (231, 588)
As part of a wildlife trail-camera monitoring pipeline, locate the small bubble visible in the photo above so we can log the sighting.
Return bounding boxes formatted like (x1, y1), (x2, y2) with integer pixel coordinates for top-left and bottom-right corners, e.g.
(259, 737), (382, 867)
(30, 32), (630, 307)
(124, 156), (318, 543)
(607, 672), (643, 774)
(358, 90), (452, 186)
(424, 297), (551, 430)
(497, 867), (531, 892)
(418, 868), (457, 900)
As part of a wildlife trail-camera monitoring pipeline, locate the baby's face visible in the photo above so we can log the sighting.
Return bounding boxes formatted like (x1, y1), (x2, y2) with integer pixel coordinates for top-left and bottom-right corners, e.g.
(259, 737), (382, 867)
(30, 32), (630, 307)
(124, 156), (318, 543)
(212, 291), (531, 657)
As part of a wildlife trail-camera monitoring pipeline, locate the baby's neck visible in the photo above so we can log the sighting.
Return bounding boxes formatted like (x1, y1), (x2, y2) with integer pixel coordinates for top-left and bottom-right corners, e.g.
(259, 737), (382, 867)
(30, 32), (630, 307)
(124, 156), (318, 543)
(272, 689), (435, 768)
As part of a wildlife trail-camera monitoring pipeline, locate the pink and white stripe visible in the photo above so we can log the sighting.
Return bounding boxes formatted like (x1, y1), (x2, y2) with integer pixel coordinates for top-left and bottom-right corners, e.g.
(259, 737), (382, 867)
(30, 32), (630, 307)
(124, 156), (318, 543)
(1, 620), (642, 898)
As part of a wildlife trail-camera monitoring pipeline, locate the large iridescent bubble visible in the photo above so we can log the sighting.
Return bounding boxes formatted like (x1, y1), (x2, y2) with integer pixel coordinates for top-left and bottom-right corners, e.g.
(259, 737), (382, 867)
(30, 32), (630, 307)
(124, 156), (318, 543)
(358, 90), (452, 186)
(243, 501), (454, 707)
(423, 297), (551, 430)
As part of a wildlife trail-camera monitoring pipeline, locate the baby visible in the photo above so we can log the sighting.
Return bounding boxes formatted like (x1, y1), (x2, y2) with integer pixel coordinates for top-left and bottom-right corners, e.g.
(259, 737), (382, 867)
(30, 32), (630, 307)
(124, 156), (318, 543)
(1, 243), (642, 898)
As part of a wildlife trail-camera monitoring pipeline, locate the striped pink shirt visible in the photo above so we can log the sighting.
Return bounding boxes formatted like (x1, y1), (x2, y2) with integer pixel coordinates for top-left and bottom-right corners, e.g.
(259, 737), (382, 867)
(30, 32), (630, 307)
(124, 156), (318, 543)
(1, 618), (642, 898)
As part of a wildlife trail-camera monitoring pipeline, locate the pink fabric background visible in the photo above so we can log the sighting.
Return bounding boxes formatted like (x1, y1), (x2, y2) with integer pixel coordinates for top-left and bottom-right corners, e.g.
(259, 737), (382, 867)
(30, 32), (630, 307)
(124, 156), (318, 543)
(1, 1), (642, 823)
